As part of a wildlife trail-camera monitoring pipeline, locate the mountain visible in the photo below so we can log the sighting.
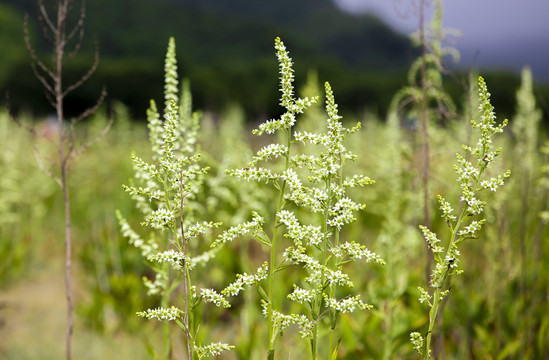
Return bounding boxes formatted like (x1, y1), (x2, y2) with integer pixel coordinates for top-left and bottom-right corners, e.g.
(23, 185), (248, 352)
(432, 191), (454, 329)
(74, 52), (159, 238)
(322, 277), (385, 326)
(1, 0), (416, 118)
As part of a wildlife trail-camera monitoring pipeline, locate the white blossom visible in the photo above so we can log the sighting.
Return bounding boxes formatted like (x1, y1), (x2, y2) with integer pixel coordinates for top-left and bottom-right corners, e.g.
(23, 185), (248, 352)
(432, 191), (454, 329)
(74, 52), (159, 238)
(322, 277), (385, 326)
(201, 288), (230, 308)
(137, 306), (181, 321)
(324, 295), (371, 313)
(194, 342), (235, 359)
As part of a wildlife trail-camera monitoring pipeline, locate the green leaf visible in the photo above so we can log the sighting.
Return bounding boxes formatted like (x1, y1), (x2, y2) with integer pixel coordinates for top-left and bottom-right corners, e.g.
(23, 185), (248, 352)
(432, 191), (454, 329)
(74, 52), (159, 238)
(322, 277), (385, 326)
(330, 310), (340, 331)
(274, 263), (293, 273)
(254, 230), (272, 247)
(330, 339), (341, 360)
(257, 285), (269, 303)
(175, 319), (186, 332)
(192, 296), (203, 310)
(496, 339), (521, 360)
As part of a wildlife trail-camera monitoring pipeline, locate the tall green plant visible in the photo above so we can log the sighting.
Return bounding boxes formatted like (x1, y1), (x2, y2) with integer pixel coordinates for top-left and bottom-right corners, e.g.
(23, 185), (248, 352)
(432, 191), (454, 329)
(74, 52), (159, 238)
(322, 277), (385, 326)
(389, 0), (458, 263)
(511, 66), (542, 273)
(370, 112), (420, 360)
(118, 37), (233, 359)
(213, 37), (384, 360)
(410, 77), (510, 359)
(511, 66), (544, 357)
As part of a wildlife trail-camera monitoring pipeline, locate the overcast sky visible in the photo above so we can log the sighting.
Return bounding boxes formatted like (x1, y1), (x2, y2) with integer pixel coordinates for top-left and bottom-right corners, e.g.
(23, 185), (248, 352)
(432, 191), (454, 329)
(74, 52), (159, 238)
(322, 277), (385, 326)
(333, 0), (549, 81)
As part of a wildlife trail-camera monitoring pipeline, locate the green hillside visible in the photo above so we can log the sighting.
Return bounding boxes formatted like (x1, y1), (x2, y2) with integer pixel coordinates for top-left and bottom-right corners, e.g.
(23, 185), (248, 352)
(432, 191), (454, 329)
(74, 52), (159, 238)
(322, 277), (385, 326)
(2, 0), (414, 118)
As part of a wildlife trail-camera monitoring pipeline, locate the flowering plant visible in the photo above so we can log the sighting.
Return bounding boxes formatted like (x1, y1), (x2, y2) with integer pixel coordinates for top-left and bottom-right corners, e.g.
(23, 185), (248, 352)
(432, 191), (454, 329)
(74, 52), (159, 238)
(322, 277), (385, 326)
(117, 37), (233, 359)
(218, 37), (383, 359)
(411, 76), (511, 359)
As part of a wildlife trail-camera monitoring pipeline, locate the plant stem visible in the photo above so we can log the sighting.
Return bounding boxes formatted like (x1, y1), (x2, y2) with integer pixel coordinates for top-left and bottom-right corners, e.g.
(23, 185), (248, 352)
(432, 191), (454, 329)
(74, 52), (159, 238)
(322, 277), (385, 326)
(267, 128), (292, 359)
(24, 2), (104, 358)
(161, 176), (174, 360)
(418, 0), (433, 289)
(52, 1), (73, 358)
(179, 171), (193, 360)
(328, 156), (343, 358)
(311, 175), (334, 360)
(423, 168), (484, 359)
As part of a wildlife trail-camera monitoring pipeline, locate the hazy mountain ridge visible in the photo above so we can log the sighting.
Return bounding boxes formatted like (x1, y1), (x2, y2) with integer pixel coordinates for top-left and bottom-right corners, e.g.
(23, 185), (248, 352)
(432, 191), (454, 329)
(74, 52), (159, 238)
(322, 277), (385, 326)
(2, 0), (416, 116)
(3, 0), (545, 119)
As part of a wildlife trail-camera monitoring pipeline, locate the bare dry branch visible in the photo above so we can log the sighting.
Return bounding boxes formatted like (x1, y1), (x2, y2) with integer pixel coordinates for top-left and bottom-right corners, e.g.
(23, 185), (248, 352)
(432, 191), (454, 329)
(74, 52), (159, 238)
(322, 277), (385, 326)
(24, 15), (56, 81)
(71, 87), (106, 125)
(31, 63), (56, 96)
(7, 93), (38, 138)
(37, 0), (55, 44)
(23, 2), (105, 359)
(65, 86), (107, 165)
(65, 22), (84, 62)
(59, 0), (70, 34)
(44, 87), (57, 108)
(34, 145), (63, 187)
(66, 1), (85, 51)
(68, 120), (76, 158)
(67, 116), (113, 170)
(62, 41), (99, 97)
(38, 0), (56, 35)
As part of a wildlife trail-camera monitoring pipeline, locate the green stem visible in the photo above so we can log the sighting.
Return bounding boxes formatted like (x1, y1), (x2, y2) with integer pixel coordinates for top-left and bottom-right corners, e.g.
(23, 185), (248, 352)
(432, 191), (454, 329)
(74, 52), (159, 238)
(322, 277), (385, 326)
(329, 155), (343, 358)
(423, 165), (485, 359)
(423, 287), (441, 360)
(160, 173), (180, 360)
(185, 265), (194, 359)
(161, 265), (171, 360)
(267, 128), (292, 359)
(311, 176), (333, 360)
(179, 170), (194, 360)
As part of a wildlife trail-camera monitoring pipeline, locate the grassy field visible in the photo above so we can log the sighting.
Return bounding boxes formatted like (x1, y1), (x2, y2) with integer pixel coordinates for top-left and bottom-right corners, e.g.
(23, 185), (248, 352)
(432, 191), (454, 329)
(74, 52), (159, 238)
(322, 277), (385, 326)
(0, 9), (548, 354)
(1, 67), (548, 359)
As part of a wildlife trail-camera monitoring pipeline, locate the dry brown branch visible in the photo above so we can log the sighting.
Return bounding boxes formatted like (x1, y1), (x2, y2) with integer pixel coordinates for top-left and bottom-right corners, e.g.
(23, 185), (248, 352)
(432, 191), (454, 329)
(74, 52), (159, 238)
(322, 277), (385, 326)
(63, 41), (99, 97)
(23, 2), (107, 359)
(67, 117), (113, 170)
(65, 2), (85, 60)
(72, 86), (107, 125)
(34, 146), (63, 187)
(38, 0), (56, 34)
(24, 16), (56, 83)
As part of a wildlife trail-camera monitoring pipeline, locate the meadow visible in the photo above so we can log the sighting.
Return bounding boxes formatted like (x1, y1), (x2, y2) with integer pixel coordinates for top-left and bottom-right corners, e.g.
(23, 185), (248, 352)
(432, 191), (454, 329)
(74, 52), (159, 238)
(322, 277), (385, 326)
(1, 6), (548, 360)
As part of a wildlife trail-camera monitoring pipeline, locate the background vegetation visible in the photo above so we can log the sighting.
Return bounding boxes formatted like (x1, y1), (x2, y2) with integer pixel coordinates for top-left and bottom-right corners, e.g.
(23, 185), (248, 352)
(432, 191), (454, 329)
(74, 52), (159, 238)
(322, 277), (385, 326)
(2, 0), (549, 122)
(1, 0), (549, 359)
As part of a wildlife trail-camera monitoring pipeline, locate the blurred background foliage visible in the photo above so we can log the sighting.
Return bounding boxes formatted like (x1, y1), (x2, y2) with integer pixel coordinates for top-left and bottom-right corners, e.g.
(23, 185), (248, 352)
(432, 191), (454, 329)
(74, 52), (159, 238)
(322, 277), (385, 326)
(1, 67), (548, 358)
(2, 0), (549, 123)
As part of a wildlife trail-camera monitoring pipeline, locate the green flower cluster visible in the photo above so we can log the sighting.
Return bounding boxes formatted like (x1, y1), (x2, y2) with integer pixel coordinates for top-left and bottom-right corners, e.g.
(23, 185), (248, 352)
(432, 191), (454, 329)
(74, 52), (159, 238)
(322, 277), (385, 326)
(412, 76), (511, 359)
(118, 37), (233, 359)
(221, 37), (383, 359)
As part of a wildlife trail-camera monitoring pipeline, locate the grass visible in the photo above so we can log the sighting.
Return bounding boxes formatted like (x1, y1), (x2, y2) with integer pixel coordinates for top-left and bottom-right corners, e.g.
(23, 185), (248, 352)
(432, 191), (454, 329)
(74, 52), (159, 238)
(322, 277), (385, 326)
(1, 35), (548, 359)
(0, 262), (150, 360)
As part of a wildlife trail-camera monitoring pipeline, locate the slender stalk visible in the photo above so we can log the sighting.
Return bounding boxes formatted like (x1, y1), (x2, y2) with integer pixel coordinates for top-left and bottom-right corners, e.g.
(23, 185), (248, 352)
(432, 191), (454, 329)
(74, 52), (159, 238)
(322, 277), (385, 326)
(179, 171), (193, 360)
(62, 164), (72, 360)
(161, 176), (174, 360)
(312, 176), (332, 360)
(52, 2), (74, 358)
(267, 128), (292, 359)
(418, 0), (433, 286)
(328, 156), (344, 358)
(24, 2), (105, 358)
(423, 171), (484, 359)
